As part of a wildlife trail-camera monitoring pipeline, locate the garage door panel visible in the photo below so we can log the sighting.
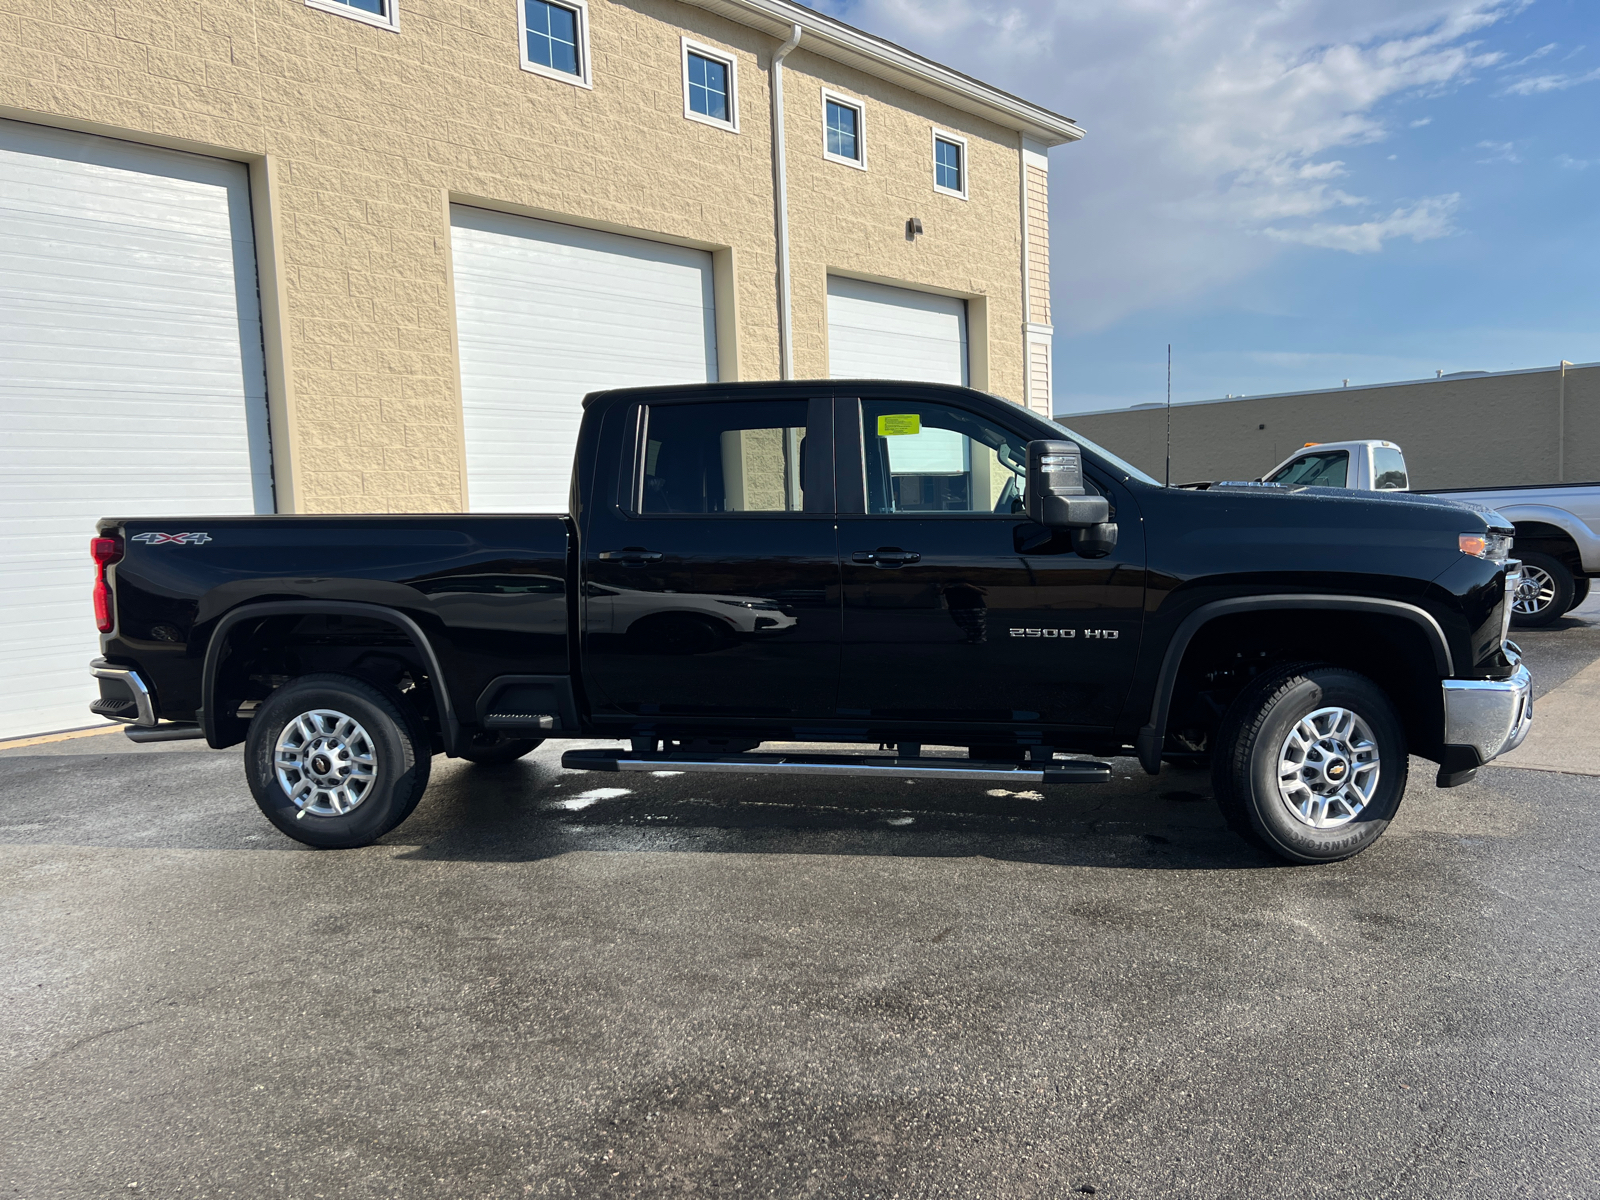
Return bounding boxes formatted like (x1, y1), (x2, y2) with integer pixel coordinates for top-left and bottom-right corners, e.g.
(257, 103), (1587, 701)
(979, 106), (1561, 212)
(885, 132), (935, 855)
(451, 204), (717, 513)
(826, 275), (968, 387)
(0, 118), (271, 738)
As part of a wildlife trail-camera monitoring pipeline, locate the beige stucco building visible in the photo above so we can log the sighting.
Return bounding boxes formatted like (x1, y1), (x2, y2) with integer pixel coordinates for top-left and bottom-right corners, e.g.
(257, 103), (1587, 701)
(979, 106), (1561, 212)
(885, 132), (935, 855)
(0, 0), (1080, 515)
(1064, 362), (1600, 491)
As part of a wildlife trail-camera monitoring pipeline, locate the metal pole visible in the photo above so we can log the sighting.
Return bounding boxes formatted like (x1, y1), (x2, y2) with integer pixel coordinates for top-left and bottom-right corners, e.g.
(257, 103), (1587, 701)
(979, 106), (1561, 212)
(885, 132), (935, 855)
(1165, 343), (1171, 487)
(1559, 360), (1572, 483)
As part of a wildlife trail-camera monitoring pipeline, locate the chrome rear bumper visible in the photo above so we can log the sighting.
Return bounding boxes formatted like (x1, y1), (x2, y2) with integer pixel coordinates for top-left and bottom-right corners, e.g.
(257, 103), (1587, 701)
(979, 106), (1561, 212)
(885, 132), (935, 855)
(1442, 644), (1533, 767)
(89, 659), (156, 726)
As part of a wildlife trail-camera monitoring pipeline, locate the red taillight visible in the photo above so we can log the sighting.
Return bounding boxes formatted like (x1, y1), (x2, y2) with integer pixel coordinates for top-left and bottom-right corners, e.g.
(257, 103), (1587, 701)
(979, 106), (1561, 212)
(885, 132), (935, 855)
(92, 535), (123, 634)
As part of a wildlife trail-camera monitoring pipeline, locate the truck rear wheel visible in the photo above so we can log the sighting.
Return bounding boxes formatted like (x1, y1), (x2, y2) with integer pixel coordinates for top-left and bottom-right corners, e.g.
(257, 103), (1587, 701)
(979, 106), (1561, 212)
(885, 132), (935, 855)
(1510, 551), (1573, 628)
(1213, 666), (1407, 864)
(245, 673), (431, 849)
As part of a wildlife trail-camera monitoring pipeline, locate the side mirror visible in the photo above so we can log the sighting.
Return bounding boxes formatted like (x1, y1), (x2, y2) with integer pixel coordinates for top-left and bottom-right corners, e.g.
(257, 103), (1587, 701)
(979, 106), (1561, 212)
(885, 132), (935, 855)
(1025, 440), (1110, 528)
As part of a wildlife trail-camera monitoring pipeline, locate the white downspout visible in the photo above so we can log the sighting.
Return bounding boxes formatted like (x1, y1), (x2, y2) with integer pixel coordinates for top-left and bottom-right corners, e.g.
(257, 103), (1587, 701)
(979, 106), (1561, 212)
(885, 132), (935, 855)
(770, 23), (802, 380)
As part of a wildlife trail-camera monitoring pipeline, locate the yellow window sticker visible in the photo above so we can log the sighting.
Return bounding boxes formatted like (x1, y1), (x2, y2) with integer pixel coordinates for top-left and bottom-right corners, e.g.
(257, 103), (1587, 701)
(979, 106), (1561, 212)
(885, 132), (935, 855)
(877, 414), (921, 437)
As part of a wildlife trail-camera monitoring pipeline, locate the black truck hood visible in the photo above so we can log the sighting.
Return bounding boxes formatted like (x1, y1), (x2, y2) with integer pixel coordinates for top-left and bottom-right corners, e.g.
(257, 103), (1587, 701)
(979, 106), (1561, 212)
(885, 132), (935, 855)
(1201, 482), (1515, 534)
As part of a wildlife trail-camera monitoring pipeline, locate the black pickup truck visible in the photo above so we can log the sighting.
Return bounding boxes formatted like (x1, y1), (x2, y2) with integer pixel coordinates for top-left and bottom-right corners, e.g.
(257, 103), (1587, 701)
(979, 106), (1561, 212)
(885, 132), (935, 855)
(89, 380), (1531, 863)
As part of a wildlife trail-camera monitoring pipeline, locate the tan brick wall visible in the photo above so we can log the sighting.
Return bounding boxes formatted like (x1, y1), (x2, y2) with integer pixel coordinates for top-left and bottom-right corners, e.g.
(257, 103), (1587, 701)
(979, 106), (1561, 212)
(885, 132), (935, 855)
(1062, 365), (1600, 491)
(0, 0), (1037, 511)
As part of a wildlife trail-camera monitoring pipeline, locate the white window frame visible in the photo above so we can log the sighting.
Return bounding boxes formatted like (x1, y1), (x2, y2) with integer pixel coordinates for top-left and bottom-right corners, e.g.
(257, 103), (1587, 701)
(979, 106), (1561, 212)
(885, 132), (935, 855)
(681, 38), (739, 133)
(821, 88), (867, 170)
(520, 0), (593, 89)
(932, 129), (968, 200)
(305, 0), (400, 32)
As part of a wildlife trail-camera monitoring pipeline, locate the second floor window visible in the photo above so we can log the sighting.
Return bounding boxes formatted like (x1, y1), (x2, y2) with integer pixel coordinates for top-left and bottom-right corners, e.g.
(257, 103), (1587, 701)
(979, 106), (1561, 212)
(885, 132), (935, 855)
(523, 0), (588, 84)
(682, 40), (738, 131)
(934, 133), (965, 197)
(305, 0), (398, 31)
(823, 93), (865, 167)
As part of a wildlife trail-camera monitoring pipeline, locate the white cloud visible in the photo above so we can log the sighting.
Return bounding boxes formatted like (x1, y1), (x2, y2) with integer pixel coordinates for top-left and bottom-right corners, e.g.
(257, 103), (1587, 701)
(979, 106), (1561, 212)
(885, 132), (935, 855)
(823, 0), (1522, 329)
(1500, 65), (1600, 94)
(1410, 116), (1435, 126)
(1556, 154), (1594, 170)
(1500, 42), (1557, 68)
(1475, 139), (1521, 162)
(1262, 194), (1461, 253)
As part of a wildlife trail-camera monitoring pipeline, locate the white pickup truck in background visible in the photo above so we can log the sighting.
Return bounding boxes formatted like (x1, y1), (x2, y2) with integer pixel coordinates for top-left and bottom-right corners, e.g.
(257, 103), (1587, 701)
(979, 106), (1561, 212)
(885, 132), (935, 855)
(1261, 440), (1600, 627)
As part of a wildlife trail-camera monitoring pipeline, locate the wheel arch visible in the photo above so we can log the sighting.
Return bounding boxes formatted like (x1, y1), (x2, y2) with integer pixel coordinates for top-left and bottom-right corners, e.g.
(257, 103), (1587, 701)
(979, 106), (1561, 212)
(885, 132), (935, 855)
(1136, 595), (1452, 775)
(1509, 520), (1585, 577)
(201, 601), (460, 753)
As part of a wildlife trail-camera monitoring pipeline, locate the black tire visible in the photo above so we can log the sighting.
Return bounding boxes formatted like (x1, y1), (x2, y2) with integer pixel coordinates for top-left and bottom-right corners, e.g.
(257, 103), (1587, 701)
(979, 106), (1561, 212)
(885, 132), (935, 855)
(1212, 665), (1407, 864)
(246, 673), (431, 849)
(1510, 551), (1574, 628)
(1565, 576), (1590, 614)
(458, 736), (543, 765)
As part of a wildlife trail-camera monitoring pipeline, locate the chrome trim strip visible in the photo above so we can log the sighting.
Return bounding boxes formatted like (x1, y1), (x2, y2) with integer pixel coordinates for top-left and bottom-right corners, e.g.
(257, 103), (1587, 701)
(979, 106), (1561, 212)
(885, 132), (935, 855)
(90, 659), (156, 726)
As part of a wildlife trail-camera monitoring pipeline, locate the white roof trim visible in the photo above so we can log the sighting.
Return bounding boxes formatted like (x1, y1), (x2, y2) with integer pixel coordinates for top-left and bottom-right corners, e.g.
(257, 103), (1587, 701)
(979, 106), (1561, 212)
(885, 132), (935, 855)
(675, 0), (1083, 146)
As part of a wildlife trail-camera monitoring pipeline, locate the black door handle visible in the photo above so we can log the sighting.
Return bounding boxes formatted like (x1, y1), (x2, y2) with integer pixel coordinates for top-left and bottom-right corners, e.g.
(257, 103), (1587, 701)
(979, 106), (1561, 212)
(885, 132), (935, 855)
(853, 548), (920, 568)
(599, 548), (664, 565)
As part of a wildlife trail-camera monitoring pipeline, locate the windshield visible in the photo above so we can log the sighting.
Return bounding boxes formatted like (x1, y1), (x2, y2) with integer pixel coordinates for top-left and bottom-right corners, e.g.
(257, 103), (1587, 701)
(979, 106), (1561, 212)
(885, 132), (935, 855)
(1268, 450), (1349, 488)
(1040, 417), (1163, 486)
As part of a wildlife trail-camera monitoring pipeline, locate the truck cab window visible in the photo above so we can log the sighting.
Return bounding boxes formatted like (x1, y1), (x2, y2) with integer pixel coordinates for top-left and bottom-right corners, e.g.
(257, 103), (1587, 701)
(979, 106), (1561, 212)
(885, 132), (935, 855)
(1372, 447), (1408, 490)
(859, 399), (1027, 514)
(640, 400), (809, 513)
(1269, 450), (1349, 488)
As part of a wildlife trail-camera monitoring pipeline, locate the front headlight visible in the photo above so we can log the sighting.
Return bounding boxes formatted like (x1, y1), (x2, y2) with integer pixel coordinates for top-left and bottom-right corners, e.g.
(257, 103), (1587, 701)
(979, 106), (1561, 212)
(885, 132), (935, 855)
(1460, 532), (1512, 563)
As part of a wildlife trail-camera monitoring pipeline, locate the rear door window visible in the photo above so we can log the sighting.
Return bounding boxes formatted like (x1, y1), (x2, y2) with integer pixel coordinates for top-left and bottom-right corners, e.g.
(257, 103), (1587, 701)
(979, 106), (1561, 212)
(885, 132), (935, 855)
(1269, 450), (1349, 488)
(639, 400), (810, 513)
(1371, 447), (1408, 490)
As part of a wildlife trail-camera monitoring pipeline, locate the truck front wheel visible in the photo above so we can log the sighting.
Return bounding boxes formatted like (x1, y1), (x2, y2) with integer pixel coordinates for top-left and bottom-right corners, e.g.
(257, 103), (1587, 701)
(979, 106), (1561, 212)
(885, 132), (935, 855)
(245, 673), (432, 849)
(1213, 666), (1407, 864)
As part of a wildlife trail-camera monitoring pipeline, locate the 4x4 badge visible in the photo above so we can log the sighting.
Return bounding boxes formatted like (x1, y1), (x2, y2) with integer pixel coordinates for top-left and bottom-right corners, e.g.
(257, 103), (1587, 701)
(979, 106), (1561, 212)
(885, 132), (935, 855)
(130, 532), (212, 545)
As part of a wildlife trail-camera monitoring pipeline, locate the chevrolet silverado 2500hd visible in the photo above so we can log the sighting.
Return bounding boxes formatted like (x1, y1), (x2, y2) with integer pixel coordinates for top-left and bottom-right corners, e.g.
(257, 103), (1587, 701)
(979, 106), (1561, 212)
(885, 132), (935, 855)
(88, 381), (1531, 864)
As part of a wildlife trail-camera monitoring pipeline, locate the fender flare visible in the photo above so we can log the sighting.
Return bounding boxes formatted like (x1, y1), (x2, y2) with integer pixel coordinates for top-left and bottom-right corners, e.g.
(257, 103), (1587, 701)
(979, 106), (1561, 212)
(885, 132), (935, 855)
(1134, 594), (1453, 775)
(201, 600), (460, 751)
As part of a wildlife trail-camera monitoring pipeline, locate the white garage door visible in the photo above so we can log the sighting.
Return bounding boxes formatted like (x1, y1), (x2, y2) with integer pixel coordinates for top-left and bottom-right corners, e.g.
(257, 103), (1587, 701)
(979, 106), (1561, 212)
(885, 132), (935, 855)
(450, 206), (718, 512)
(0, 119), (272, 739)
(826, 276), (968, 386)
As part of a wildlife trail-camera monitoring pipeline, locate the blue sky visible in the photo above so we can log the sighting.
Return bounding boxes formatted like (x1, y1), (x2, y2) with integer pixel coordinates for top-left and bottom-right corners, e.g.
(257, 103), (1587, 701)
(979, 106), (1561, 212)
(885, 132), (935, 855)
(818, 0), (1599, 413)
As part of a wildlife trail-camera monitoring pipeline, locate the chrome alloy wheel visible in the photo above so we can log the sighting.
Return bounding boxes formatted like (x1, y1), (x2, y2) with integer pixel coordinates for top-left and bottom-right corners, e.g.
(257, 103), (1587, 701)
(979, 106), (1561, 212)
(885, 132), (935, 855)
(274, 709), (378, 817)
(1276, 706), (1381, 830)
(1512, 563), (1558, 616)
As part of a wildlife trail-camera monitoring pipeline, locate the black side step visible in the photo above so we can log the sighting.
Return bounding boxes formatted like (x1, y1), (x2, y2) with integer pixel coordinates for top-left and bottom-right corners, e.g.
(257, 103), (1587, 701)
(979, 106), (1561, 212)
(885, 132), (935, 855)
(560, 749), (1113, 785)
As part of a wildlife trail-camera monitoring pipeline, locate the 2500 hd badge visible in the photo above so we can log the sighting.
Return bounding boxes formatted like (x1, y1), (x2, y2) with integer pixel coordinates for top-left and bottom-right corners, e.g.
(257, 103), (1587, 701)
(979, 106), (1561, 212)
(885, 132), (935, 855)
(1010, 628), (1119, 639)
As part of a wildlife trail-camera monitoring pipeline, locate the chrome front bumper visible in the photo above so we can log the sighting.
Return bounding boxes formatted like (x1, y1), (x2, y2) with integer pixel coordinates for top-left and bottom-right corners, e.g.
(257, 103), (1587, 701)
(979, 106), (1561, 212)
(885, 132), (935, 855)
(1442, 645), (1533, 766)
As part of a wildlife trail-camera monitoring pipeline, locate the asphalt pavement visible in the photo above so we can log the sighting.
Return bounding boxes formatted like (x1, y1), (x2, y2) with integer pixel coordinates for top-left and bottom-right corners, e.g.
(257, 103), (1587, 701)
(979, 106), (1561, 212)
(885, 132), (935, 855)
(4, 604), (1599, 1199)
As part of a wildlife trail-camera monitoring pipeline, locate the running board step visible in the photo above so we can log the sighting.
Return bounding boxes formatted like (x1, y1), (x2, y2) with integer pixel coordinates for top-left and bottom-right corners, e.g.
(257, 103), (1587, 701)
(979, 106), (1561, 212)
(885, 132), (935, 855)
(560, 749), (1113, 785)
